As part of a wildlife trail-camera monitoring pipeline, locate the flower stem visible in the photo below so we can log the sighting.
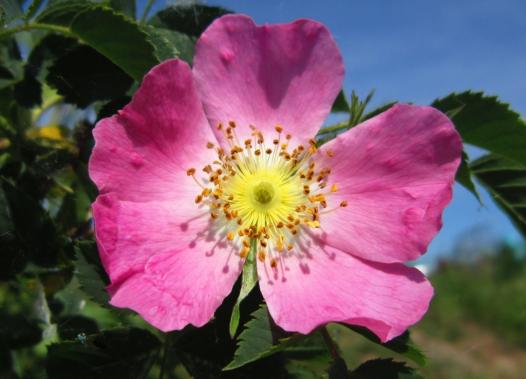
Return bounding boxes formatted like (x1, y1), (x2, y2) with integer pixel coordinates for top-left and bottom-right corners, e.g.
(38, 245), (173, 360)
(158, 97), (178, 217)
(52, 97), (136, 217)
(0, 22), (74, 40)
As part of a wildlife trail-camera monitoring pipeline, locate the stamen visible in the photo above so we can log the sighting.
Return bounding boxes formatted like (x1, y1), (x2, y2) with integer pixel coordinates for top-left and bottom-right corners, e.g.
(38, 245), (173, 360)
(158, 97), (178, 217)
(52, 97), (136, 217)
(190, 122), (343, 264)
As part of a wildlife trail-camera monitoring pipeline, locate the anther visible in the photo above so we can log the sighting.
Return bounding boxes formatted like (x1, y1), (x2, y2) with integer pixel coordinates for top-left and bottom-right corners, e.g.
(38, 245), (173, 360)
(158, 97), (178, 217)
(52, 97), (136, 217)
(275, 125), (283, 133)
(258, 251), (266, 262)
(186, 168), (196, 176)
(206, 142), (215, 149)
(340, 200), (348, 207)
(227, 231), (235, 241)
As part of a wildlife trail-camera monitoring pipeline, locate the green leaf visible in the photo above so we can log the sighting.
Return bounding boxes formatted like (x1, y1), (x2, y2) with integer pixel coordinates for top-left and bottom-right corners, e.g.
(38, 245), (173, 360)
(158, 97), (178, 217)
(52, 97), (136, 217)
(0, 183), (27, 280)
(285, 348), (332, 379)
(46, 328), (161, 379)
(0, 0), (23, 23)
(74, 240), (111, 306)
(328, 358), (351, 379)
(36, 0), (93, 26)
(318, 91), (377, 145)
(0, 311), (42, 349)
(433, 91), (526, 166)
(109, 0), (136, 18)
(456, 151), (481, 203)
(143, 25), (195, 63)
(345, 327), (426, 367)
(226, 305), (328, 371)
(331, 90), (350, 113)
(349, 90), (374, 127)
(150, 4), (231, 37)
(70, 6), (158, 80)
(24, 0), (44, 20)
(57, 315), (99, 341)
(349, 359), (423, 379)
(229, 239), (258, 338)
(471, 154), (526, 236)
(225, 305), (275, 370)
(13, 70), (42, 107)
(1, 177), (62, 267)
(46, 44), (133, 107)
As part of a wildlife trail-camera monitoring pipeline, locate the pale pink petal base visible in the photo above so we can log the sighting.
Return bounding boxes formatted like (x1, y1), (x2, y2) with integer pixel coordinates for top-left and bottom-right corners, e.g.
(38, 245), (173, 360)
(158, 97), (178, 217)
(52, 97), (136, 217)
(94, 193), (241, 331)
(315, 104), (462, 263)
(193, 14), (344, 146)
(258, 243), (433, 342)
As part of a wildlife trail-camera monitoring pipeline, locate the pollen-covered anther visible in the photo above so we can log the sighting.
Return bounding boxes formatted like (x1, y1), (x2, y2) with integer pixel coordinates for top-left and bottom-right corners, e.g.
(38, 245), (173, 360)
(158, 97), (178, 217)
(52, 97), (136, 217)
(258, 250), (266, 262)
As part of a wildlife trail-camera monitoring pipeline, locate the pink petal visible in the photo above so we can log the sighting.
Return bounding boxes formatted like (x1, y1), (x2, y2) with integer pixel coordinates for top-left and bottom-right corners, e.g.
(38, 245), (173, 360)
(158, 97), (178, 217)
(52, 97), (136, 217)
(89, 59), (217, 202)
(193, 14), (344, 146)
(93, 193), (241, 331)
(315, 104), (462, 263)
(258, 244), (433, 342)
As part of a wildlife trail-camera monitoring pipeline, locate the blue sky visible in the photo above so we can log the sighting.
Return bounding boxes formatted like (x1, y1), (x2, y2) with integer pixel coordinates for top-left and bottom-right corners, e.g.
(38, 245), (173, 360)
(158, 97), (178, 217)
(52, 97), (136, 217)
(149, 0), (526, 262)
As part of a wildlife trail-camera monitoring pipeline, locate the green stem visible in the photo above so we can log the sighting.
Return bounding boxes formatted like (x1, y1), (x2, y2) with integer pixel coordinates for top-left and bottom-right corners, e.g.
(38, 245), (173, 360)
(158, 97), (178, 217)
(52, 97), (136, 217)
(140, 0), (157, 22)
(0, 23), (74, 40)
(316, 120), (350, 136)
(320, 327), (341, 361)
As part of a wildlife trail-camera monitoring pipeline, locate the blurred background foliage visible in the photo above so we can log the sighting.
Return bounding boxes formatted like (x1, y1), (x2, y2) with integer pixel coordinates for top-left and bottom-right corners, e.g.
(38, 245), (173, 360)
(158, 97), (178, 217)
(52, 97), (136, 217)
(0, 0), (525, 378)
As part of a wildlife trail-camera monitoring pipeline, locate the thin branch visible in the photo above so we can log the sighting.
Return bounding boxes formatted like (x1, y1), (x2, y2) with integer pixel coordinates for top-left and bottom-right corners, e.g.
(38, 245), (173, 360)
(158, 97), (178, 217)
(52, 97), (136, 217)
(0, 23), (74, 40)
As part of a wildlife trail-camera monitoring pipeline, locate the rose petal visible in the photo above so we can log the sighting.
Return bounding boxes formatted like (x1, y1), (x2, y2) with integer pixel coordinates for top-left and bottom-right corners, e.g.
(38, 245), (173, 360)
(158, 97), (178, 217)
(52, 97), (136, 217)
(193, 14), (344, 146)
(94, 193), (241, 331)
(314, 104), (462, 263)
(89, 59), (217, 202)
(258, 243), (433, 342)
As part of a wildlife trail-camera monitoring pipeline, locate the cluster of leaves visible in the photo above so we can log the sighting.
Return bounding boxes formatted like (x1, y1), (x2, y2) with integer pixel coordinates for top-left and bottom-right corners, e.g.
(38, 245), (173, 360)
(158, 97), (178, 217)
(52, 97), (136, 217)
(1, 0), (525, 378)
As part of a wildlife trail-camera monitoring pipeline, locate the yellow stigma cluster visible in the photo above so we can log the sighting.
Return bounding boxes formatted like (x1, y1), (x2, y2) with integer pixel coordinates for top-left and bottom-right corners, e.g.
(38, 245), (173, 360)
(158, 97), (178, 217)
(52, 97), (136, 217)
(187, 122), (346, 267)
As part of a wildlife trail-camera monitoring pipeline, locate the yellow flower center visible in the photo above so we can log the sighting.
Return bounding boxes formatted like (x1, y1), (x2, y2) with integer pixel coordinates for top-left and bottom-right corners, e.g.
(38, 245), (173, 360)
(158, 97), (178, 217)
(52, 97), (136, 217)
(187, 122), (347, 267)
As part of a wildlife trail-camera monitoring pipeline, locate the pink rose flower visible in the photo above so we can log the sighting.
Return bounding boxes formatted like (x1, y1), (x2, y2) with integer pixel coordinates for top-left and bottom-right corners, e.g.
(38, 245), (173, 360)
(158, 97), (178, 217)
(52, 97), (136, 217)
(89, 15), (461, 342)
